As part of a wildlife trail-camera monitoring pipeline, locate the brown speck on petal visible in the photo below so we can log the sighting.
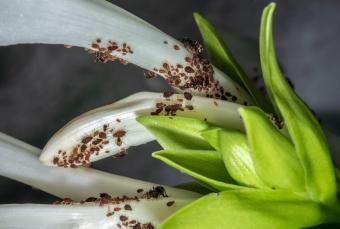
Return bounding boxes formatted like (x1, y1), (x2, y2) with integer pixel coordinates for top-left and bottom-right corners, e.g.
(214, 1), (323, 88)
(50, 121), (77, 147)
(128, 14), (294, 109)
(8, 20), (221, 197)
(173, 44), (180, 50)
(113, 130), (126, 138)
(92, 138), (102, 145)
(53, 157), (59, 164)
(183, 92), (192, 100)
(225, 92), (232, 97)
(85, 197), (97, 202)
(133, 223), (141, 229)
(113, 130), (126, 146)
(99, 132), (106, 139)
(120, 215), (128, 222)
(82, 136), (93, 144)
(106, 212), (114, 217)
(100, 193), (111, 199)
(113, 150), (127, 158)
(163, 91), (174, 98)
(129, 220), (137, 225)
(86, 40), (132, 64)
(144, 71), (157, 79)
(142, 223), (155, 229)
(166, 201), (175, 207)
(184, 66), (194, 73)
(185, 105), (194, 110)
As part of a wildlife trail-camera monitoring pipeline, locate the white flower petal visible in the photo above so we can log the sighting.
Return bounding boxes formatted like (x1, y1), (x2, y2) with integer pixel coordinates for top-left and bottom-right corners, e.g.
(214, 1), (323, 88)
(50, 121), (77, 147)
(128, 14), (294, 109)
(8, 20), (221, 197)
(0, 197), (192, 229)
(0, 0), (252, 104)
(0, 132), (200, 200)
(40, 92), (243, 167)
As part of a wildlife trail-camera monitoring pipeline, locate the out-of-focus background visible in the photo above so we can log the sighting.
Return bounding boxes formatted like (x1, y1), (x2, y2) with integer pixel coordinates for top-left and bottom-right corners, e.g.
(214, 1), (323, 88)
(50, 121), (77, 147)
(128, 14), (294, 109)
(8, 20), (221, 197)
(1, 0), (340, 203)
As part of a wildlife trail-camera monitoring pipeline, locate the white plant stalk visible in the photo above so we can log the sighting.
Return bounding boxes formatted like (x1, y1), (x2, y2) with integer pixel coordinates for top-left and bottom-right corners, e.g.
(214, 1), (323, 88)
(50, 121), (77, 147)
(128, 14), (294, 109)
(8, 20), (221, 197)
(0, 0), (252, 105)
(40, 92), (244, 167)
(39, 91), (340, 168)
(0, 132), (200, 200)
(0, 197), (192, 229)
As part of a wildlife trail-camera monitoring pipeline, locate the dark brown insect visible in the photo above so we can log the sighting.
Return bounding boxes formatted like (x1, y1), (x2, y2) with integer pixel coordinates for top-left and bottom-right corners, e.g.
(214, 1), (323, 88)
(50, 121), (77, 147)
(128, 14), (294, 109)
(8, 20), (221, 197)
(146, 186), (168, 198)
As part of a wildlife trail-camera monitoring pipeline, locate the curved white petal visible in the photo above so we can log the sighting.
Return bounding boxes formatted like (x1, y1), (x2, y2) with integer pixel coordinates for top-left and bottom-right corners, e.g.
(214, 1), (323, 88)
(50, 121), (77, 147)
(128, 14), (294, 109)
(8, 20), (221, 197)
(0, 0), (252, 104)
(0, 132), (200, 200)
(0, 197), (193, 229)
(40, 92), (244, 167)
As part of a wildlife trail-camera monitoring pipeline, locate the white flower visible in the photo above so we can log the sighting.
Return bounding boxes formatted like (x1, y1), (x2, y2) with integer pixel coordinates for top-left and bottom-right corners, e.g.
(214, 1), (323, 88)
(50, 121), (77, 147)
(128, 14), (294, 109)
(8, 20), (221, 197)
(1, 1), (340, 228)
(0, 0), (251, 103)
(0, 132), (198, 228)
(40, 92), (243, 166)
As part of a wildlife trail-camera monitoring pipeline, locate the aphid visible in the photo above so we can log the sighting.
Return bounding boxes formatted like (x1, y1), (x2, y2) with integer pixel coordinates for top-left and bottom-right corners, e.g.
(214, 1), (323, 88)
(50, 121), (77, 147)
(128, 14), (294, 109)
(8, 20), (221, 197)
(166, 201), (175, 207)
(146, 186), (168, 198)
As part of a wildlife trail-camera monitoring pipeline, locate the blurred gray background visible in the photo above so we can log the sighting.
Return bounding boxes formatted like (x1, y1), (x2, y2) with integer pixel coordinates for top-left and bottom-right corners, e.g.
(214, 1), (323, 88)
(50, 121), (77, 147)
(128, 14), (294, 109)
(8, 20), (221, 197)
(1, 0), (340, 203)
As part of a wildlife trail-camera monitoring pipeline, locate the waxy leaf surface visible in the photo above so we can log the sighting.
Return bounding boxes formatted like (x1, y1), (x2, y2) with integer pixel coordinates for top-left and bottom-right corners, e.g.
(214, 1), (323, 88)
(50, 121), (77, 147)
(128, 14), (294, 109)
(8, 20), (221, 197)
(194, 12), (273, 113)
(201, 128), (266, 188)
(153, 149), (240, 191)
(240, 106), (305, 191)
(260, 3), (337, 203)
(160, 190), (325, 229)
(137, 116), (213, 150)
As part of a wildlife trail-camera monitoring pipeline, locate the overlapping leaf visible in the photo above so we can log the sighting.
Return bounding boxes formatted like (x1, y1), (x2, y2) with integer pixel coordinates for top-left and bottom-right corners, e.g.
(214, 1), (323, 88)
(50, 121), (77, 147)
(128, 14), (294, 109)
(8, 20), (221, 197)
(137, 116), (213, 150)
(159, 190), (325, 229)
(153, 149), (240, 191)
(239, 106), (305, 191)
(260, 3), (337, 203)
(201, 128), (266, 188)
(194, 12), (273, 113)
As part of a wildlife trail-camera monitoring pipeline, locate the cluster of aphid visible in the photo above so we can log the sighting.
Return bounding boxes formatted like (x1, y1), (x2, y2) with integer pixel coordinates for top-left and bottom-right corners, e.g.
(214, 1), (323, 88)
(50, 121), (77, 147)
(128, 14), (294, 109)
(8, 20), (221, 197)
(54, 186), (173, 228)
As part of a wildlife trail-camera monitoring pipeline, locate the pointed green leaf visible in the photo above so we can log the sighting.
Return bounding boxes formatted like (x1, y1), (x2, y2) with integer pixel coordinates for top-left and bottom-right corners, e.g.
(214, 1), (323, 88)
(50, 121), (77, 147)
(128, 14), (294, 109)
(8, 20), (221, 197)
(201, 128), (266, 188)
(194, 12), (273, 113)
(175, 182), (212, 195)
(153, 149), (240, 191)
(137, 116), (213, 150)
(260, 3), (337, 203)
(160, 190), (325, 229)
(239, 106), (305, 191)
(259, 4), (276, 111)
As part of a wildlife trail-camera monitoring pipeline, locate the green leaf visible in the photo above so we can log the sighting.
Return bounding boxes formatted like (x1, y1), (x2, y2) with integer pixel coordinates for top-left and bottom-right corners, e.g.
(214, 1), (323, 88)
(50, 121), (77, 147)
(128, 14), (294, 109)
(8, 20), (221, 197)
(194, 12), (273, 113)
(137, 116), (213, 150)
(175, 182), (213, 195)
(239, 106), (305, 191)
(260, 3), (337, 203)
(201, 128), (266, 188)
(153, 149), (240, 191)
(159, 189), (325, 229)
